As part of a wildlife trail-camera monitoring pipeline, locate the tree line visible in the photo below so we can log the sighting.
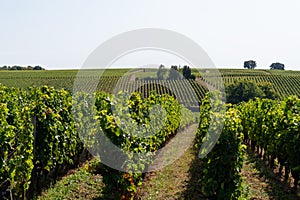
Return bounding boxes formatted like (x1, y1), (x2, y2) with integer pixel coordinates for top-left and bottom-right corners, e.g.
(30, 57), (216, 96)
(156, 64), (196, 80)
(0, 65), (45, 70)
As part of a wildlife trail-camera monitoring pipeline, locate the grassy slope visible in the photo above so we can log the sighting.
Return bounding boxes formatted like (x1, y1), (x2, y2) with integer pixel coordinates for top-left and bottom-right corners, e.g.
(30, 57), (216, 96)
(36, 160), (105, 200)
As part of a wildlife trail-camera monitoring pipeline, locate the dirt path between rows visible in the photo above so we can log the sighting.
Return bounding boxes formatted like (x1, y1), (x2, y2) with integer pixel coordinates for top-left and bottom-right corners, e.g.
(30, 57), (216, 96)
(135, 124), (202, 199)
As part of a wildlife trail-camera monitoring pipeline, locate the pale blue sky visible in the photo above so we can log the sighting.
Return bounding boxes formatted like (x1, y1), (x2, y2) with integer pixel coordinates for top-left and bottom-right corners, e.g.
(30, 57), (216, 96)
(1, 0), (300, 70)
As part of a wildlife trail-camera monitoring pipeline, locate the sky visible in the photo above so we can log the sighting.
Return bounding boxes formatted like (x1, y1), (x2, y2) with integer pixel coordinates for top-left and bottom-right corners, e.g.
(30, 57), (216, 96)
(1, 0), (300, 70)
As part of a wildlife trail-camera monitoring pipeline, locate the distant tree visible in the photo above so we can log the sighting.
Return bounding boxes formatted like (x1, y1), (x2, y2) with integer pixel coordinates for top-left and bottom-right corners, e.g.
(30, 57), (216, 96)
(226, 80), (265, 104)
(2, 65), (7, 70)
(182, 65), (196, 80)
(244, 60), (256, 69)
(33, 65), (44, 70)
(270, 62), (284, 70)
(157, 64), (166, 80)
(182, 65), (192, 78)
(11, 66), (22, 70)
(168, 65), (181, 80)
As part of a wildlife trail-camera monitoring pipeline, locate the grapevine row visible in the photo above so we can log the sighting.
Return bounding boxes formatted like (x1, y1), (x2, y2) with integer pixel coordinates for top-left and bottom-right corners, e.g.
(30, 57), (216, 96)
(195, 92), (245, 199)
(0, 85), (196, 199)
(238, 97), (300, 189)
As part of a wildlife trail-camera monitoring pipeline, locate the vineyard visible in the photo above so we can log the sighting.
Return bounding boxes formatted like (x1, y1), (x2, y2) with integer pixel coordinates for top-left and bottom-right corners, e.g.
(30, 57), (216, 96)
(0, 68), (300, 199)
(0, 85), (199, 199)
(201, 69), (300, 98)
(1, 68), (300, 99)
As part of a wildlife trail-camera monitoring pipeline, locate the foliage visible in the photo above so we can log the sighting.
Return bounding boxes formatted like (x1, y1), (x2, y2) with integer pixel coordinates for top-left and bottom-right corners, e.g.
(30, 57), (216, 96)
(29, 87), (84, 190)
(0, 85), (196, 199)
(237, 97), (300, 189)
(243, 60), (256, 69)
(257, 82), (279, 100)
(226, 80), (279, 104)
(182, 65), (196, 80)
(91, 91), (195, 198)
(196, 92), (245, 199)
(0, 65), (45, 70)
(270, 62), (285, 70)
(226, 80), (265, 104)
(0, 86), (84, 199)
(0, 86), (34, 199)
